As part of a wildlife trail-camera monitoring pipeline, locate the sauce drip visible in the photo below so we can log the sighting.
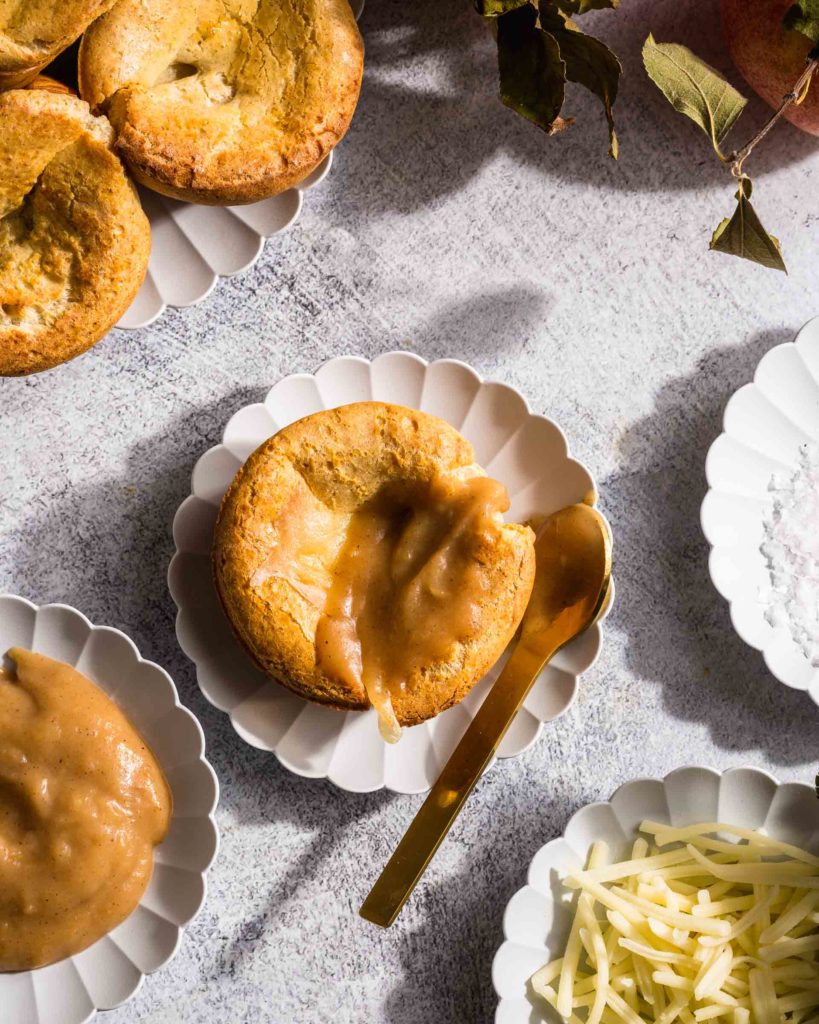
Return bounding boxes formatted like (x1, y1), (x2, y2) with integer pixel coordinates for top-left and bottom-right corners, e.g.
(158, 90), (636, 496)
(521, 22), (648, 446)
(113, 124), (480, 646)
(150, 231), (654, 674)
(0, 648), (171, 971)
(315, 474), (509, 742)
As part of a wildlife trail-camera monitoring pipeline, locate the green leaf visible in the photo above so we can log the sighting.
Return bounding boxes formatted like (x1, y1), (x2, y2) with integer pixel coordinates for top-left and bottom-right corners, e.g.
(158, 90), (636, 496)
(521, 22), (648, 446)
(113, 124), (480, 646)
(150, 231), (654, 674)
(710, 178), (787, 272)
(540, 6), (621, 157)
(497, 4), (572, 134)
(554, 0), (618, 14)
(474, 0), (530, 16)
(784, 1), (819, 44)
(642, 34), (747, 153)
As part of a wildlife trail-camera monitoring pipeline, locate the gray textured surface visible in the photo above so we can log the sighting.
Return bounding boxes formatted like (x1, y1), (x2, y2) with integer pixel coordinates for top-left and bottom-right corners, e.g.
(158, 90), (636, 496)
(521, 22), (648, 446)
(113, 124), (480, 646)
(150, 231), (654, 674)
(2, 1), (819, 1021)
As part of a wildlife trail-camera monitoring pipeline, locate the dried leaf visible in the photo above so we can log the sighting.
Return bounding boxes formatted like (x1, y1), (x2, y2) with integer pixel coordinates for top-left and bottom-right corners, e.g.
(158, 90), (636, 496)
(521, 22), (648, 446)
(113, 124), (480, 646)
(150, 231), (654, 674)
(554, 0), (619, 14)
(540, 6), (621, 157)
(474, 0), (530, 16)
(784, 1), (819, 44)
(497, 4), (572, 133)
(710, 178), (787, 272)
(642, 34), (747, 152)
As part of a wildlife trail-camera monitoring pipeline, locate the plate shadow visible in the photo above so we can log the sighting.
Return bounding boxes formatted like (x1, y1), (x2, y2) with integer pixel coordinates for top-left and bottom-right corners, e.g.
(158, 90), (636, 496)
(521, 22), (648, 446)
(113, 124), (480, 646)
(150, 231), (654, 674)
(602, 328), (819, 762)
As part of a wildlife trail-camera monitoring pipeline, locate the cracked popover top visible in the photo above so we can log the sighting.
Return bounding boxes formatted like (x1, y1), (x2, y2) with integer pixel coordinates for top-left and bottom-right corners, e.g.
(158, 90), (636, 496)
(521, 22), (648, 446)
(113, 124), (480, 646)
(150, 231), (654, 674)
(0, 90), (150, 376)
(0, 0), (116, 90)
(212, 403), (537, 741)
(78, 0), (365, 204)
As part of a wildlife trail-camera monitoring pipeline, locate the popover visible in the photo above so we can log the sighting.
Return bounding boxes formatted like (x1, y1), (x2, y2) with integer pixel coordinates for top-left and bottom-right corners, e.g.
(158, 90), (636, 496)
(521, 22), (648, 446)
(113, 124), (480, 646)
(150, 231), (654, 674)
(213, 402), (536, 742)
(78, 0), (365, 204)
(0, 0), (115, 90)
(0, 89), (150, 376)
(25, 74), (76, 96)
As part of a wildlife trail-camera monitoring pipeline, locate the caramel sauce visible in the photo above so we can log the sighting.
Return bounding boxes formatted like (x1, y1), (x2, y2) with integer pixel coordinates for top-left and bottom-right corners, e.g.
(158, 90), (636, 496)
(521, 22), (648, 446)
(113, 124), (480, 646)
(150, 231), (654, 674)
(314, 474), (510, 741)
(0, 649), (171, 971)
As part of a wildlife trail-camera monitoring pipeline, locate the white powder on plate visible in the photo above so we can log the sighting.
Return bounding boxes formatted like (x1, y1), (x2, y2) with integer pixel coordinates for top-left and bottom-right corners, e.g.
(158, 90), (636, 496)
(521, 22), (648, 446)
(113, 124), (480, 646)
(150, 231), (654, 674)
(760, 443), (819, 664)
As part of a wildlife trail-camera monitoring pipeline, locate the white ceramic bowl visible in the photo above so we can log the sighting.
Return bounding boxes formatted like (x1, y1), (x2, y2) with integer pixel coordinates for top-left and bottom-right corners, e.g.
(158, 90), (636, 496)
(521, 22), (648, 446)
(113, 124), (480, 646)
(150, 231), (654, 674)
(169, 351), (611, 794)
(116, 0), (365, 330)
(702, 316), (819, 704)
(493, 766), (819, 1024)
(0, 594), (219, 1024)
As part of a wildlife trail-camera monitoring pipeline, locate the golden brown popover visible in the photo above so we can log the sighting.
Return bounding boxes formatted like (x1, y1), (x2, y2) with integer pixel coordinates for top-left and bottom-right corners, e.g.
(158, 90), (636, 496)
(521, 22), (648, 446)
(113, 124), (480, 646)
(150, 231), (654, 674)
(213, 402), (536, 741)
(25, 74), (76, 96)
(0, 0), (116, 90)
(0, 89), (150, 376)
(78, 0), (364, 204)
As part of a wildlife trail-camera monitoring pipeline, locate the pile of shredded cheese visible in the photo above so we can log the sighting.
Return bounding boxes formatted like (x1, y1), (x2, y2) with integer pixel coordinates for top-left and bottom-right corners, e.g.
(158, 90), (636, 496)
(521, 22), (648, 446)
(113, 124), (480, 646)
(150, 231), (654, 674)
(531, 821), (819, 1024)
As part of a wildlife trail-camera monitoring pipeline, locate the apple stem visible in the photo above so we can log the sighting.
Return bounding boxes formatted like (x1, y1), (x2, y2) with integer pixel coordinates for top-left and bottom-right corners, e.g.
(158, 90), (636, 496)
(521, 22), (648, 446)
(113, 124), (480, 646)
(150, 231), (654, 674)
(729, 55), (819, 177)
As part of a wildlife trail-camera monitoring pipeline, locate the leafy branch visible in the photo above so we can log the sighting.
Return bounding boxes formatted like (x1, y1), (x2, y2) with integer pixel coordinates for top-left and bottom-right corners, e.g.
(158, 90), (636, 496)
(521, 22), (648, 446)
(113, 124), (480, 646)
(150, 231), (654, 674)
(474, 0), (623, 157)
(643, 1), (819, 272)
(727, 51), (819, 177)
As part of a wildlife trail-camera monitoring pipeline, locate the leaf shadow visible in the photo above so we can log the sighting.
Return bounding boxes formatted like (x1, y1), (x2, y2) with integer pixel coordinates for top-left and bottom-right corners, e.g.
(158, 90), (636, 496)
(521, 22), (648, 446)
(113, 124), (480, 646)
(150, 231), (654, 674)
(409, 285), (553, 362)
(2, 386), (258, 695)
(207, 767), (394, 986)
(334, 0), (819, 217)
(601, 328), (819, 762)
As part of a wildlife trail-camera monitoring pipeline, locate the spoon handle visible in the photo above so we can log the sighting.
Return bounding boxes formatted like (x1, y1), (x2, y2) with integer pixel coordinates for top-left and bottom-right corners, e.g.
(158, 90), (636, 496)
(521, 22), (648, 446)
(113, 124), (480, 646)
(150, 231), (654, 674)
(359, 636), (556, 929)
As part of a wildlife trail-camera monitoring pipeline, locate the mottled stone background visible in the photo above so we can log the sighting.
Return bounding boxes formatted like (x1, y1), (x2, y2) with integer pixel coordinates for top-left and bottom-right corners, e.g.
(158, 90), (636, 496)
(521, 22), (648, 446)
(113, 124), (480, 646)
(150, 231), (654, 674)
(2, 0), (818, 1021)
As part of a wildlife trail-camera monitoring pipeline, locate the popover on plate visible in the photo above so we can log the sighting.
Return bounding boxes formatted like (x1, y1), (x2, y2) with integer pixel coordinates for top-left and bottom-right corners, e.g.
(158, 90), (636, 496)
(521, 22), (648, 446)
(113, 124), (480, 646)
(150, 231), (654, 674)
(0, 90), (150, 376)
(25, 74), (76, 96)
(0, 0), (115, 90)
(213, 402), (536, 742)
(78, 0), (365, 204)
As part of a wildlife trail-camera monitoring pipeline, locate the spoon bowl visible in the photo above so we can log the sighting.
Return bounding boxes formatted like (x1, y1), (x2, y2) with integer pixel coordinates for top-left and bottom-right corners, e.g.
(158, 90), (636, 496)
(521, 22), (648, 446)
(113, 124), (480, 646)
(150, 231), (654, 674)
(521, 503), (613, 653)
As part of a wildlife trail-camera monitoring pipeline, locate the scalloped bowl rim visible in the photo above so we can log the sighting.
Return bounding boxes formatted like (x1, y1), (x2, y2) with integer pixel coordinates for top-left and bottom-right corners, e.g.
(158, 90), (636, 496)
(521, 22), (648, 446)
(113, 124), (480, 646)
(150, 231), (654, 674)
(116, 0), (365, 331)
(493, 765), (819, 1023)
(169, 350), (612, 793)
(700, 316), (819, 702)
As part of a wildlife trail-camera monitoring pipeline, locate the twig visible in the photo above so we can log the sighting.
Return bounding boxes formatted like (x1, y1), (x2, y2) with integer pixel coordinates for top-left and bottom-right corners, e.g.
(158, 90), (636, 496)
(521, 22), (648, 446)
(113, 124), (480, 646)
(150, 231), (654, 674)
(728, 53), (819, 177)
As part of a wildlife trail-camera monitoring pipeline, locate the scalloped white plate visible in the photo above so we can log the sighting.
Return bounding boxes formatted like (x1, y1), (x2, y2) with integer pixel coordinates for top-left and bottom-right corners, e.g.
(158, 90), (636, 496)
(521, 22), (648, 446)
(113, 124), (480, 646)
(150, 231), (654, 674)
(702, 316), (819, 704)
(0, 594), (219, 1024)
(493, 766), (819, 1024)
(116, 0), (364, 330)
(169, 351), (612, 794)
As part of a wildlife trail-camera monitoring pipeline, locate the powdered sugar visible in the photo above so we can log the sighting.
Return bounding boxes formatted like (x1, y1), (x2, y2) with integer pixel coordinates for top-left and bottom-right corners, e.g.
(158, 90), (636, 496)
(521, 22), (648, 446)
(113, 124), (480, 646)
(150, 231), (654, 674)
(760, 443), (819, 665)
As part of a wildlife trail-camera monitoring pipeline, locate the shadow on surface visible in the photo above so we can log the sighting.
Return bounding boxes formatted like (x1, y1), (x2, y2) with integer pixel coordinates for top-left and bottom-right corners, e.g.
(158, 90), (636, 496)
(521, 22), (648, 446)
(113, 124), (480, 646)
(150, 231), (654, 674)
(379, 768), (580, 1024)
(212, 768), (394, 981)
(6, 385), (259, 717)
(603, 328), (819, 761)
(411, 285), (553, 362)
(342, 0), (818, 216)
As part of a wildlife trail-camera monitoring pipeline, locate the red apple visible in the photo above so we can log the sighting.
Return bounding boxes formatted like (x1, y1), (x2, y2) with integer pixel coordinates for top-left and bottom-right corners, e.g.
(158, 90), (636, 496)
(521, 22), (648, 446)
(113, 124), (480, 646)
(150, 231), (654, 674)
(722, 0), (819, 136)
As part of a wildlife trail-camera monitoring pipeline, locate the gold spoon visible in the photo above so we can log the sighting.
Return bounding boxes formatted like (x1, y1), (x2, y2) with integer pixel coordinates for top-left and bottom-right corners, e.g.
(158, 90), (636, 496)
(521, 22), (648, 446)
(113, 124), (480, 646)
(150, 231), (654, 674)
(359, 502), (613, 928)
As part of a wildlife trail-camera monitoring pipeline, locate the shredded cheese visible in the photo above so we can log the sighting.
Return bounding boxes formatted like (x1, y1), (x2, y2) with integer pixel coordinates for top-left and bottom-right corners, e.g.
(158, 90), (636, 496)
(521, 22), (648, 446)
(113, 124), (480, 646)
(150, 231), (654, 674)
(530, 822), (819, 1024)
